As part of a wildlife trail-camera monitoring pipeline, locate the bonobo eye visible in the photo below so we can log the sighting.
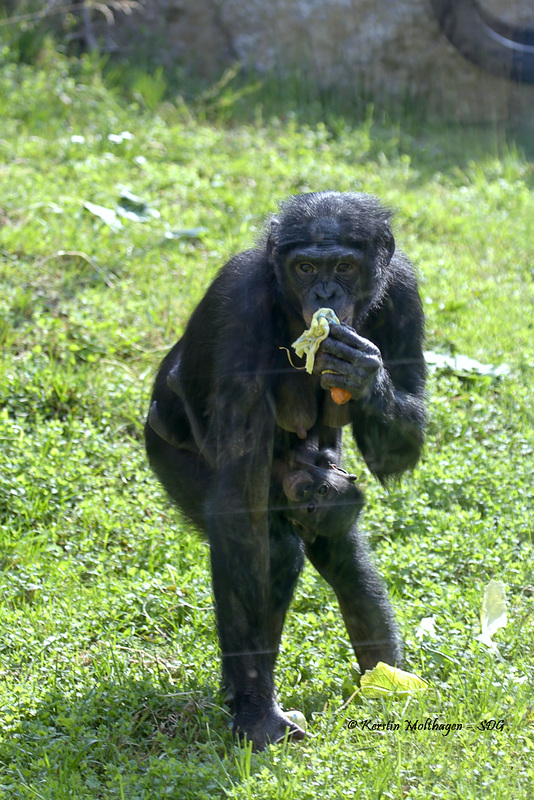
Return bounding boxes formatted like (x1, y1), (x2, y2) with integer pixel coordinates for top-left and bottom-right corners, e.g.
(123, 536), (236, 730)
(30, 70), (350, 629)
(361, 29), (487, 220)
(296, 262), (316, 276)
(317, 484), (329, 496)
(307, 501), (316, 514)
(335, 262), (356, 275)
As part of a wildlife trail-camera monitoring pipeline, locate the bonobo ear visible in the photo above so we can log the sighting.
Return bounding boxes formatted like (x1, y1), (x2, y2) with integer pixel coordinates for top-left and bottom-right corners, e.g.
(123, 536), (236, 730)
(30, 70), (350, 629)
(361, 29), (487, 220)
(267, 218), (280, 266)
(381, 224), (395, 264)
(268, 218), (280, 248)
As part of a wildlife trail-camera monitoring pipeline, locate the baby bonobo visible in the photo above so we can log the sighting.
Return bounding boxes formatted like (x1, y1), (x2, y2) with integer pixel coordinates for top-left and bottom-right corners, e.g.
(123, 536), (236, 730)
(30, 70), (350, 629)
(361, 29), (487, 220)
(273, 450), (364, 544)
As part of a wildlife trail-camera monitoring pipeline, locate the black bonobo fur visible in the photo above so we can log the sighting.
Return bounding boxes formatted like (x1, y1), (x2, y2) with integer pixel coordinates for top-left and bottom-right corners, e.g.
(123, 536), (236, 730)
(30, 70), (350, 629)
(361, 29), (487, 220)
(145, 191), (426, 750)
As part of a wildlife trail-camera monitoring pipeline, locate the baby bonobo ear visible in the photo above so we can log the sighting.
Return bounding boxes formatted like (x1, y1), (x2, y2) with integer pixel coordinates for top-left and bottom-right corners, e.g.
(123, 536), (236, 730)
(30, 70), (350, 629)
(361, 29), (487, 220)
(328, 463), (358, 483)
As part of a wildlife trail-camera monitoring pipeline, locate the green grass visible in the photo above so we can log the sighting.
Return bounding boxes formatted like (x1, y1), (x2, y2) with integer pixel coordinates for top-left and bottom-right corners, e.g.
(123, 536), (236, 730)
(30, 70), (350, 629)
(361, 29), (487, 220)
(0, 41), (533, 799)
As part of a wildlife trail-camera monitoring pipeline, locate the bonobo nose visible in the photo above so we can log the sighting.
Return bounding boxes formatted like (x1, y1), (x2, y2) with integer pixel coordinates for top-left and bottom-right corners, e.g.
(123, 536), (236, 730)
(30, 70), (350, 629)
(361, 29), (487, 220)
(313, 282), (343, 303)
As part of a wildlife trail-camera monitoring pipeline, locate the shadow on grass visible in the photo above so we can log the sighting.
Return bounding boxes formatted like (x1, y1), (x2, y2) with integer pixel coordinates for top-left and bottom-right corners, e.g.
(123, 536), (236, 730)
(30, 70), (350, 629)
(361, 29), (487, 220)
(1, 676), (241, 794)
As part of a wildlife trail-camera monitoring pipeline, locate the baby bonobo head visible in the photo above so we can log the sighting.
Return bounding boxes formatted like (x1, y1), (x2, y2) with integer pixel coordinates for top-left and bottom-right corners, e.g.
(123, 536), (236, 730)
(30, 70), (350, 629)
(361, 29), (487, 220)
(282, 462), (364, 543)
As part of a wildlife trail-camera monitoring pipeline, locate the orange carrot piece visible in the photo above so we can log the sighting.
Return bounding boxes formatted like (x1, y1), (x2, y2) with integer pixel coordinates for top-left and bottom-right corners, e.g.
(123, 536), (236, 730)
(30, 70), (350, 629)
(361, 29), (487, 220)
(330, 387), (351, 405)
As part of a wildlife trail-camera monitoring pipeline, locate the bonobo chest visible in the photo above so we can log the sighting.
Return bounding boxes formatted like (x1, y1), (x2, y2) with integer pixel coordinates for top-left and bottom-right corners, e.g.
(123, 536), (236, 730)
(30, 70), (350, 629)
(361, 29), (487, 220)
(273, 369), (351, 439)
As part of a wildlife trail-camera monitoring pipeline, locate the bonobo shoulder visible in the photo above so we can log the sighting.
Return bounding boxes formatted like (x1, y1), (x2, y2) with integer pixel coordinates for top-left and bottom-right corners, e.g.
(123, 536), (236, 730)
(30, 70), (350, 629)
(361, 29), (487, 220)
(184, 249), (272, 330)
(389, 249), (420, 288)
(206, 249), (276, 326)
(364, 249), (423, 327)
(216, 248), (275, 291)
(179, 248), (276, 385)
(382, 251), (424, 326)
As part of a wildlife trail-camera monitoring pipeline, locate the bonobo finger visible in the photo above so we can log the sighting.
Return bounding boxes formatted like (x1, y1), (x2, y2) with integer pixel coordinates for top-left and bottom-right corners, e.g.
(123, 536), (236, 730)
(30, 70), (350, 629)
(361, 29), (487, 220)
(314, 350), (349, 376)
(316, 343), (380, 372)
(320, 368), (368, 392)
(320, 370), (351, 391)
(328, 323), (382, 357)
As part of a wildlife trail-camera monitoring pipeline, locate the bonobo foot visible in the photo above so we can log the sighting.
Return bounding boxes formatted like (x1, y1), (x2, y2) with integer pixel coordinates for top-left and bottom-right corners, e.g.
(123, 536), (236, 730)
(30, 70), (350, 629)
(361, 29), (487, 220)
(233, 700), (307, 751)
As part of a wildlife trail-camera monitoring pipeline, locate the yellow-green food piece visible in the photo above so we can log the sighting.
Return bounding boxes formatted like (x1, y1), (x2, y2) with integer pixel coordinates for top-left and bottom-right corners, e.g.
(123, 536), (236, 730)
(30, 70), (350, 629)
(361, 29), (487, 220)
(291, 308), (340, 373)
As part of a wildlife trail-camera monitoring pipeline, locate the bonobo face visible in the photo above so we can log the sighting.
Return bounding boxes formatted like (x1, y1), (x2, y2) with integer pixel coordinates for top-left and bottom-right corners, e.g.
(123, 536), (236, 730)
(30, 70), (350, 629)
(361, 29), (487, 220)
(282, 464), (364, 542)
(283, 241), (365, 327)
(269, 192), (395, 328)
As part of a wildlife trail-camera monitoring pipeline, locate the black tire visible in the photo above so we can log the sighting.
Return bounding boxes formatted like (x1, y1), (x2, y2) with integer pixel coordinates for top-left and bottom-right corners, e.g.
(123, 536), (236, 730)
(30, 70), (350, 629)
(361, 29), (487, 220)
(429, 0), (534, 83)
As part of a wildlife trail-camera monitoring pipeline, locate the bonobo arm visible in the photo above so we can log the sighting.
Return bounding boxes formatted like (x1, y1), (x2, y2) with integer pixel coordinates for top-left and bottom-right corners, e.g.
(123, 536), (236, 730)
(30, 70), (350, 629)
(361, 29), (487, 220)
(316, 257), (426, 481)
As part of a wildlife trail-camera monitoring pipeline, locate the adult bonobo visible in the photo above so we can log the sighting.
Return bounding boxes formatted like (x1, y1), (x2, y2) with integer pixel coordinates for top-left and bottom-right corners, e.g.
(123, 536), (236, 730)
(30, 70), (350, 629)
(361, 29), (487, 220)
(145, 191), (426, 750)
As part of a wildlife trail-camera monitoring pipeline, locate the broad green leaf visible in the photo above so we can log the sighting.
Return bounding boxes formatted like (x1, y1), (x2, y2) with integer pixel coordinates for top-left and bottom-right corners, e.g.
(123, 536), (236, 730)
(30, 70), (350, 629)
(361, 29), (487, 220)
(425, 351), (510, 380)
(360, 662), (429, 698)
(163, 227), (209, 240)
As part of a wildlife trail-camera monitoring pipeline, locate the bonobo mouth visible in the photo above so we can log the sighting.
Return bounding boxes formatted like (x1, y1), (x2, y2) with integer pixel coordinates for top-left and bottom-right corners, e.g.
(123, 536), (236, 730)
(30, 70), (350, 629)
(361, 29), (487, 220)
(302, 308), (354, 328)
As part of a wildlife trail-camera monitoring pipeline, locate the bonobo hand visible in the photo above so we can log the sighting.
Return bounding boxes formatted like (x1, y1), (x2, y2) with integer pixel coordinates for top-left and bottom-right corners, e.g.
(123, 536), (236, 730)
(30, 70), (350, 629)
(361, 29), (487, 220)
(314, 324), (384, 401)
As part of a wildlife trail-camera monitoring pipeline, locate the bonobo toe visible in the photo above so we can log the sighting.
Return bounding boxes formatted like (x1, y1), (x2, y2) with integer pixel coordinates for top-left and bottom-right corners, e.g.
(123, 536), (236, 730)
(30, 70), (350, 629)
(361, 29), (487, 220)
(233, 703), (307, 751)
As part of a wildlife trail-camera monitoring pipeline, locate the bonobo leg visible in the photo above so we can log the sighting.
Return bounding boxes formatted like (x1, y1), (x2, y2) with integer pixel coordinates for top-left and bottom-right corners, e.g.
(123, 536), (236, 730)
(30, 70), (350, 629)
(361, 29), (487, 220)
(220, 517), (304, 692)
(221, 515), (305, 747)
(207, 496), (306, 750)
(268, 516), (305, 668)
(145, 423), (211, 531)
(305, 528), (402, 673)
(146, 422), (306, 749)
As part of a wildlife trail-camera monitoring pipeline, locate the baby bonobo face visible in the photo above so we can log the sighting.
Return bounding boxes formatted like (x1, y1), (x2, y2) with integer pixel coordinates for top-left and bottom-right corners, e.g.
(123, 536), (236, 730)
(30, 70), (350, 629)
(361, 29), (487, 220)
(282, 462), (364, 543)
